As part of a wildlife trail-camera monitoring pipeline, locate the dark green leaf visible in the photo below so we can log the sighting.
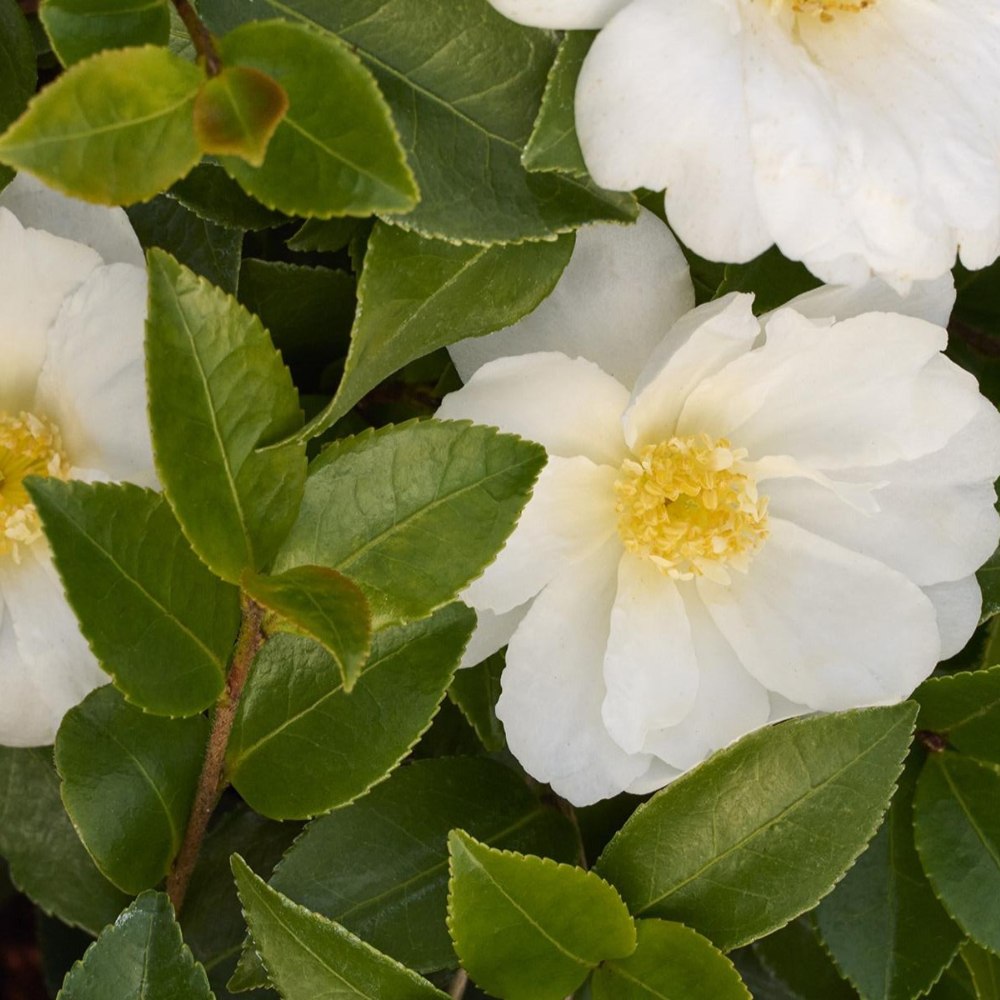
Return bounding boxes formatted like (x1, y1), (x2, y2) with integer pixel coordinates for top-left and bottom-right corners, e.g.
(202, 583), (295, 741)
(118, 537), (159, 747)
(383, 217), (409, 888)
(977, 546), (1000, 623)
(916, 665), (1000, 766)
(55, 686), (208, 894)
(169, 162), (287, 231)
(716, 247), (821, 315)
(0, 0), (35, 190)
(595, 705), (917, 951)
(929, 956), (978, 1000)
(448, 654), (505, 753)
(754, 919), (857, 1000)
(40, 0), (170, 66)
(145, 249), (307, 583)
(287, 217), (360, 253)
(962, 941), (1000, 1000)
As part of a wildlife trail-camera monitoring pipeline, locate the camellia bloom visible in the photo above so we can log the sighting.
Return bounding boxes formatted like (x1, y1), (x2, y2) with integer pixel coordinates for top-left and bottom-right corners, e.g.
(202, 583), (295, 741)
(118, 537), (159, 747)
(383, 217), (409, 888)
(0, 173), (156, 747)
(439, 209), (1000, 806)
(488, 0), (1000, 287)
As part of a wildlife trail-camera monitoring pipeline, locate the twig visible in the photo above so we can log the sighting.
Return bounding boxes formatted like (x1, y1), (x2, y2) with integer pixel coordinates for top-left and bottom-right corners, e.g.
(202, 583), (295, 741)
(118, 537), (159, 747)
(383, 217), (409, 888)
(170, 0), (222, 76)
(448, 969), (469, 1000)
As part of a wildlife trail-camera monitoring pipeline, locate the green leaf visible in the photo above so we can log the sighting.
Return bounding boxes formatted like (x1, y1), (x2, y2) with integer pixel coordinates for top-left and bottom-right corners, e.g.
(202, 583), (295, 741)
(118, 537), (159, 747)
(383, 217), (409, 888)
(234, 756), (579, 986)
(217, 20), (416, 218)
(145, 249), (307, 583)
(977, 545), (1000, 623)
(914, 752), (1000, 954)
(194, 66), (288, 167)
(243, 565), (372, 691)
(592, 919), (750, 1000)
(276, 420), (546, 624)
(40, 0), (170, 66)
(287, 216), (360, 253)
(28, 480), (239, 717)
(816, 759), (962, 1000)
(226, 603), (474, 820)
(232, 855), (448, 1000)
(962, 942), (1000, 1000)
(595, 705), (917, 951)
(0, 0), (35, 190)
(448, 830), (635, 1000)
(169, 162), (287, 230)
(0, 747), (129, 934)
(716, 247), (822, 315)
(448, 653), (505, 753)
(299, 222), (573, 437)
(753, 919), (858, 1000)
(0, 46), (202, 204)
(199, 0), (637, 243)
(915, 665), (1000, 766)
(55, 686), (208, 894)
(58, 891), (213, 999)
(930, 956), (979, 1000)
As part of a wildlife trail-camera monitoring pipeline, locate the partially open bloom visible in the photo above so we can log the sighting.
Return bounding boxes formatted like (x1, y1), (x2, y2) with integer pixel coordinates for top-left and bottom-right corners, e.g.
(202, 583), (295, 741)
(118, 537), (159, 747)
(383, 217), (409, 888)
(439, 210), (1000, 805)
(0, 174), (156, 747)
(489, 0), (1000, 287)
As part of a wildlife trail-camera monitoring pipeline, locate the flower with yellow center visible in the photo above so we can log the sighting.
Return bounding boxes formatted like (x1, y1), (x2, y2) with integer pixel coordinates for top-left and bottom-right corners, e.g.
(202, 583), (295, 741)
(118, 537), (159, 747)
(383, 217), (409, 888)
(486, 0), (1000, 287)
(438, 210), (1000, 806)
(0, 173), (156, 747)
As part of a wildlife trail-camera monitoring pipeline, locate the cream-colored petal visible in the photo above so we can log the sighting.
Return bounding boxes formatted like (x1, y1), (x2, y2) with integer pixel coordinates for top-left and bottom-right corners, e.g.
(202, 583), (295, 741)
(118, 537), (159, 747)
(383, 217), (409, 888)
(487, 0), (629, 28)
(450, 210), (694, 389)
(458, 603), (530, 670)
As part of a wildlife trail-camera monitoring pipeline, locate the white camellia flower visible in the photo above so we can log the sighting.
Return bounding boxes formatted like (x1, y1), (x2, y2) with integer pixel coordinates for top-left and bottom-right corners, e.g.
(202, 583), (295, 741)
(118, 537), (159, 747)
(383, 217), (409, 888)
(0, 173), (156, 747)
(439, 209), (1000, 806)
(488, 0), (1000, 287)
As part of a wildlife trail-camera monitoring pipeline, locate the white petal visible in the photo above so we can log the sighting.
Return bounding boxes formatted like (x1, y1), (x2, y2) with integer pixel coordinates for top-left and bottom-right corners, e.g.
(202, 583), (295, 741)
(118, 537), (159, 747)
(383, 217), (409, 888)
(0, 172), (144, 267)
(700, 518), (941, 711)
(923, 575), (982, 660)
(602, 556), (699, 754)
(767, 693), (814, 725)
(0, 208), (102, 409)
(626, 756), (683, 795)
(576, 0), (772, 262)
(623, 293), (760, 450)
(643, 587), (770, 771)
(458, 603), (530, 669)
(34, 264), (156, 486)
(487, 0), (629, 28)
(464, 456), (619, 615)
(0, 603), (58, 747)
(437, 352), (628, 466)
(449, 210), (694, 389)
(497, 541), (651, 806)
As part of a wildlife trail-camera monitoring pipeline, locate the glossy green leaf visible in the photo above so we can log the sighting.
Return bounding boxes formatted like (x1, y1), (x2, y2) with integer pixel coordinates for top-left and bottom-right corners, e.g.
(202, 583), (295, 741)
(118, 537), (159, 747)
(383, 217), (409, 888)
(448, 653), (505, 753)
(40, 0), (170, 66)
(59, 891), (213, 1000)
(930, 956), (979, 1000)
(199, 0), (637, 243)
(244, 565), (372, 691)
(55, 686), (208, 894)
(592, 919), (750, 1000)
(977, 546), (1000, 623)
(962, 942), (1000, 1000)
(300, 222), (573, 437)
(169, 162), (287, 230)
(232, 855), (448, 1000)
(227, 602), (474, 819)
(595, 704), (916, 951)
(448, 830), (635, 1000)
(0, 747), (128, 934)
(0, 46), (202, 204)
(28, 480), (239, 717)
(145, 249), (307, 583)
(276, 420), (546, 624)
(754, 919), (858, 1000)
(914, 752), (1000, 954)
(217, 20), (416, 218)
(916, 665), (1000, 766)
(817, 760), (961, 1000)
(0, 0), (35, 190)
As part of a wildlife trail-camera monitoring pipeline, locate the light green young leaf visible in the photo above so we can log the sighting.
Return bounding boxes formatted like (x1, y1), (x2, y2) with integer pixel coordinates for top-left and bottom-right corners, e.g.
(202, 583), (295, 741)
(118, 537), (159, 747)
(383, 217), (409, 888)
(145, 249), (307, 583)
(592, 919), (750, 1000)
(447, 830), (636, 1000)
(0, 747), (129, 934)
(595, 704), (917, 951)
(914, 752), (1000, 955)
(962, 941), (1000, 1000)
(226, 603), (474, 820)
(217, 19), (417, 218)
(275, 420), (546, 624)
(28, 480), (239, 717)
(298, 222), (574, 439)
(232, 855), (448, 1000)
(0, 0), (35, 190)
(0, 46), (202, 204)
(40, 0), (170, 66)
(55, 686), (208, 894)
(915, 665), (1000, 766)
(58, 891), (213, 1000)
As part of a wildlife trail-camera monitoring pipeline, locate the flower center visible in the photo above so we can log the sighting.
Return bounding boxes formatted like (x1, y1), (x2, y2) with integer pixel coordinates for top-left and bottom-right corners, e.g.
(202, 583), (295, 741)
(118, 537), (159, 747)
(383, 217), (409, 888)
(614, 434), (769, 582)
(0, 412), (71, 562)
(776, 0), (875, 23)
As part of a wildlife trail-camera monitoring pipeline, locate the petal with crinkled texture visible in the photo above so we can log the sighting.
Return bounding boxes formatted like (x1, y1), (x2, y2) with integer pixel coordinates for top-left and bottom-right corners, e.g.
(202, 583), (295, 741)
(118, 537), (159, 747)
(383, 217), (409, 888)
(487, 0), (629, 28)
(699, 518), (941, 711)
(449, 210), (694, 389)
(923, 575), (982, 661)
(437, 352), (628, 466)
(497, 541), (651, 806)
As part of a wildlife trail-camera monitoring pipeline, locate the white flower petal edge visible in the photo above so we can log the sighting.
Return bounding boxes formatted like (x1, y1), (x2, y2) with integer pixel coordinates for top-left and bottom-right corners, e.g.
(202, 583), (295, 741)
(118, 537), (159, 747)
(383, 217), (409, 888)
(487, 0), (629, 29)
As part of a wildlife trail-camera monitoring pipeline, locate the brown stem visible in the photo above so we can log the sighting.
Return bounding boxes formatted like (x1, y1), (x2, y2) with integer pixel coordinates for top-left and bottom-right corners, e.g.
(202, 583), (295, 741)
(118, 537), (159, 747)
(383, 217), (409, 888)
(170, 0), (222, 76)
(167, 595), (265, 913)
(448, 969), (468, 1000)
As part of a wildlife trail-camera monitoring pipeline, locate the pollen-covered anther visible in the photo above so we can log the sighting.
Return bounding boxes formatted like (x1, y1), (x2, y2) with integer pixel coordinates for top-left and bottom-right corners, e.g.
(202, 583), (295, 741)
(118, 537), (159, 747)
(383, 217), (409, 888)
(614, 434), (769, 583)
(783, 0), (875, 22)
(0, 411), (71, 562)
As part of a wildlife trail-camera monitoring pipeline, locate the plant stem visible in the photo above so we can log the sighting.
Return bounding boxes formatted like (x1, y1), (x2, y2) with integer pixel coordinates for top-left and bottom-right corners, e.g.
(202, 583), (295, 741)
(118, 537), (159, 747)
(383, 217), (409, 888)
(448, 969), (468, 1000)
(170, 0), (222, 76)
(167, 595), (265, 913)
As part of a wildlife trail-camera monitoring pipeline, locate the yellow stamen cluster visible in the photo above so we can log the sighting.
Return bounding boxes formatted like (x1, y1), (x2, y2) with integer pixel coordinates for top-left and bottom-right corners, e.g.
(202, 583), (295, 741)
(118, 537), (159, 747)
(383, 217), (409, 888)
(0, 412), (71, 562)
(614, 435), (769, 583)
(780, 0), (875, 23)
